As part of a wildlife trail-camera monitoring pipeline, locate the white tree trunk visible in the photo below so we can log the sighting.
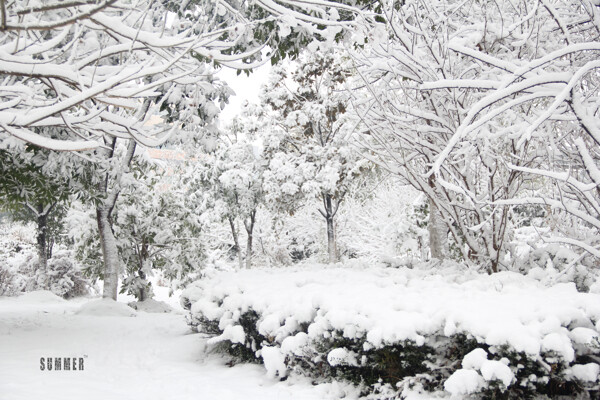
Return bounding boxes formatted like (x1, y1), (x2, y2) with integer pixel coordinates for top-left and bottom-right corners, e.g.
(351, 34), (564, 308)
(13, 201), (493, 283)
(97, 208), (119, 300)
(95, 139), (136, 299)
(428, 198), (447, 260)
(326, 216), (336, 264)
(321, 193), (338, 264)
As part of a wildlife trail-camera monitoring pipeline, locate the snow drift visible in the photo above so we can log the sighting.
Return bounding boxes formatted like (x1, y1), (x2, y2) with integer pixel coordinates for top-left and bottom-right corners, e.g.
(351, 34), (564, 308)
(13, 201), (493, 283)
(76, 298), (137, 317)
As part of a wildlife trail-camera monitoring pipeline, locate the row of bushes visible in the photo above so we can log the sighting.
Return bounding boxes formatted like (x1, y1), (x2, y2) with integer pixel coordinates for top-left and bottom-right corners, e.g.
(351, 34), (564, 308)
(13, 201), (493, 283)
(186, 308), (600, 398)
(181, 269), (600, 400)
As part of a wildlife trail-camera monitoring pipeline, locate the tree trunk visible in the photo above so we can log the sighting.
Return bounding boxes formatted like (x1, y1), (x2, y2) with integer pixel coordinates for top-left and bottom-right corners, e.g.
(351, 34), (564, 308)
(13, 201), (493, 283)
(97, 207), (119, 300)
(36, 204), (48, 270)
(244, 210), (256, 269)
(428, 197), (447, 260)
(246, 231), (253, 269)
(95, 138), (136, 300)
(137, 267), (149, 302)
(229, 217), (243, 269)
(322, 194), (337, 264)
(47, 237), (54, 260)
(135, 241), (151, 301)
(326, 216), (336, 264)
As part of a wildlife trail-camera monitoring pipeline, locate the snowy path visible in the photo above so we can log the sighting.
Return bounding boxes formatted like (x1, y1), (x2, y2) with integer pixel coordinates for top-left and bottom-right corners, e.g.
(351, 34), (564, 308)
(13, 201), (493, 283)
(0, 293), (353, 400)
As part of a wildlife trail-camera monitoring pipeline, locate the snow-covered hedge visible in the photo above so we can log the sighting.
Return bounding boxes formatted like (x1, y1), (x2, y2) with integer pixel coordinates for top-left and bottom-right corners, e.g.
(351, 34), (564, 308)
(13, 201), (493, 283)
(181, 262), (600, 398)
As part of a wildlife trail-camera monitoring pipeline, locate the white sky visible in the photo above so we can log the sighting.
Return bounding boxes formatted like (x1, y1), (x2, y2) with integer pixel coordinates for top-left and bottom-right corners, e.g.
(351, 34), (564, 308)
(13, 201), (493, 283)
(217, 63), (271, 126)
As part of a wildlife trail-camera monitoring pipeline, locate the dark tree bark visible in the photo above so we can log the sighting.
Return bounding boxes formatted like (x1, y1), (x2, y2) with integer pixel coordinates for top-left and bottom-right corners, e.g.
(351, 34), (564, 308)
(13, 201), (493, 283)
(229, 217), (243, 269)
(36, 204), (48, 270)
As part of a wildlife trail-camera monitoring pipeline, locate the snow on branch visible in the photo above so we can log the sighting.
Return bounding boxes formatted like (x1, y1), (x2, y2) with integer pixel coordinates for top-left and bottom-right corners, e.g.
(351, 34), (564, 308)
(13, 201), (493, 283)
(2, 0), (117, 31)
(352, 0), (600, 269)
(0, 0), (369, 151)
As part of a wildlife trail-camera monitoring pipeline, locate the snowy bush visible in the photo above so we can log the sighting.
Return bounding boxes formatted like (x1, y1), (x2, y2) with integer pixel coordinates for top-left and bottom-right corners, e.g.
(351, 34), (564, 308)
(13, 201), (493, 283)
(182, 262), (600, 398)
(13, 250), (90, 299)
(0, 265), (16, 296)
(0, 223), (36, 295)
(0, 223), (90, 298)
(44, 250), (90, 298)
(508, 226), (600, 292)
(1, 250), (89, 298)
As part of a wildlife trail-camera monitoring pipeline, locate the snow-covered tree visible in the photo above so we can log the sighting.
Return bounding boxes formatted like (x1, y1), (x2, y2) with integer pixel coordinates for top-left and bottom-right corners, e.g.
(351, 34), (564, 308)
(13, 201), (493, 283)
(261, 50), (370, 263)
(188, 109), (267, 268)
(0, 149), (72, 269)
(351, 0), (600, 272)
(0, 0), (371, 299)
(117, 158), (204, 300)
(68, 152), (203, 300)
(0, 0), (370, 150)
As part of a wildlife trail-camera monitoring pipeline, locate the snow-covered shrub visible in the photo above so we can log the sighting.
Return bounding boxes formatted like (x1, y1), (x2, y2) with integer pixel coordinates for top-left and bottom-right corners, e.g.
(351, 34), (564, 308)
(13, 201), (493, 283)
(1, 250), (90, 299)
(16, 250), (89, 298)
(0, 222), (37, 295)
(182, 263), (600, 398)
(0, 265), (16, 295)
(0, 223), (89, 298)
(527, 245), (596, 292)
(121, 275), (154, 302)
(44, 250), (90, 298)
(509, 226), (600, 292)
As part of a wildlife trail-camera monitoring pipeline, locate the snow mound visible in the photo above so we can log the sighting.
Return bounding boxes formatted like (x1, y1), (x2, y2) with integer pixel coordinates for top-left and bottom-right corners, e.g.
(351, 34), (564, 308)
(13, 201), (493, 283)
(444, 369), (485, 396)
(462, 348), (487, 370)
(568, 363), (600, 382)
(570, 327), (599, 344)
(281, 332), (309, 356)
(75, 299), (137, 317)
(327, 348), (359, 367)
(480, 360), (514, 386)
(18, 290), (65, 303)
(128, 299), (174, 313)
(207, 325), (245, 345)
(260, 346), (287, 379)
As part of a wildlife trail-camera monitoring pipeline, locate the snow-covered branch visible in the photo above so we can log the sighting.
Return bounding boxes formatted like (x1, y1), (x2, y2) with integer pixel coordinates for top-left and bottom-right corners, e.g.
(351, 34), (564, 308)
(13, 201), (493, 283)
(0, 0), (369, 152)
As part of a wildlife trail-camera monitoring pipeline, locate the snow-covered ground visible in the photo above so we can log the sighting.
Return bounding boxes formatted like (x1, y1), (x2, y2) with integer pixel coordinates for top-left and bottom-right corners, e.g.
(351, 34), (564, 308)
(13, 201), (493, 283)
(3, 262), (600, 400)
(0, 290), (357, 400)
